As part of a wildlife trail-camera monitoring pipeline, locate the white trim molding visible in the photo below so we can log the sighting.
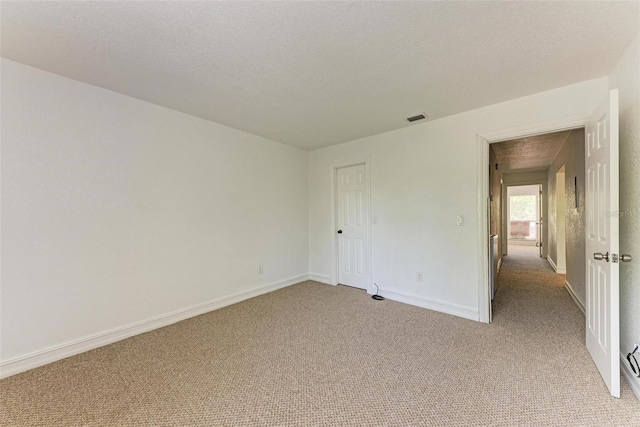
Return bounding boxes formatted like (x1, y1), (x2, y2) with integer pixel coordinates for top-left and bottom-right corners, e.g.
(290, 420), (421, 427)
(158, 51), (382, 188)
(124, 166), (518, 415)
(508, 239), (537, 246)
(621, 353), (640, 401)
(378, 287), (478, 321)
(564, 280), (585, 315)
(547, 257), (566, 274)
(309, 273), (333, 285)
(0, 274), (309, 379)
(479, 114), (590, 143)
(476, 134), (491, 323)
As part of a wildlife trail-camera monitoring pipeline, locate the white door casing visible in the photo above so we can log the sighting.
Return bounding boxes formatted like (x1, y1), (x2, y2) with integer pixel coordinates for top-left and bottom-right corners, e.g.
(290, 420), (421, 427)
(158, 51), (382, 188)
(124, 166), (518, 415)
(585, 89), (620, 398)
(537, 185), (543, 256)
(336, 164), (369, 290)
(478, 115), (591, 324)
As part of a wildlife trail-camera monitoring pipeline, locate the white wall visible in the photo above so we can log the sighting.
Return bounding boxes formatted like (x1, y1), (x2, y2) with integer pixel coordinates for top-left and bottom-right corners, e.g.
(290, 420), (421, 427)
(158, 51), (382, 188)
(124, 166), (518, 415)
(0, 59), (309, 368)
(555, 171), (566, 271)
(308, 78), (608, 320)
(546, 129), (586, 304)
(609, 30), (640, 389)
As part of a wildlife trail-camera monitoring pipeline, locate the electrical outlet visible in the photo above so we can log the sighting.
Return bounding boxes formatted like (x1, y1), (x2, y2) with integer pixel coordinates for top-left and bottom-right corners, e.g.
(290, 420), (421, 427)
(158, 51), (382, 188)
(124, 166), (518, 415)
(416, 272), (423, 282)
(456, 215), (465, 226)
(258, 264), (264, 275)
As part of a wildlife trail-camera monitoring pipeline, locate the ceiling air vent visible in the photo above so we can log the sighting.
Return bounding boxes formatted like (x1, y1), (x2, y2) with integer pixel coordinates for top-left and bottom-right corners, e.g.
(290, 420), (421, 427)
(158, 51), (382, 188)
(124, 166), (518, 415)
(406, 113), (427, 123)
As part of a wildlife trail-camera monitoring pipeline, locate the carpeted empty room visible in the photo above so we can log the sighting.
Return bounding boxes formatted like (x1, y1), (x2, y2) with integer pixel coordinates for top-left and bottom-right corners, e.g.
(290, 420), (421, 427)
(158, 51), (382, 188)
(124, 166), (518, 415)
(1, 248), (639, 426)
(3, 2), (640, 426)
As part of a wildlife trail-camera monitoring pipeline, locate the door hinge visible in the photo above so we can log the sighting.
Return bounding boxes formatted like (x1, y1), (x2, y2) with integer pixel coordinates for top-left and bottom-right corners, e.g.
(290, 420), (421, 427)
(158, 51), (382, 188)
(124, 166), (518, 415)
(612, 253), (619, 263)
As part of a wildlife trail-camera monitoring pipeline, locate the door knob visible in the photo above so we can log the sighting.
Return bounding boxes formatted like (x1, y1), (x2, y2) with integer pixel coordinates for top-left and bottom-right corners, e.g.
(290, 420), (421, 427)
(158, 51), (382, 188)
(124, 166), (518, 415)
(593, 252), (609, 262)
(337, 230), (343, 234)
(621, 254), (633, 262)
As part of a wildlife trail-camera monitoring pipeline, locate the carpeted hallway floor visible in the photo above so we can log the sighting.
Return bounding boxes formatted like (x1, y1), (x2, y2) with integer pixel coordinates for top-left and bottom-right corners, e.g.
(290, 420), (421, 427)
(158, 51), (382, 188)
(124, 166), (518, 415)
(1, 246), (639, 426)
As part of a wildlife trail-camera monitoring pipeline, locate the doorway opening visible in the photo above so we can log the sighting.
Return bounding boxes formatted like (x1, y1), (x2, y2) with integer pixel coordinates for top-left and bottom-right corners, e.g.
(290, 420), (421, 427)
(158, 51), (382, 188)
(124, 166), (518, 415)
(479, 90), (621, 397)
(488, 127), (584, 321)
(507, 184), (542, 249)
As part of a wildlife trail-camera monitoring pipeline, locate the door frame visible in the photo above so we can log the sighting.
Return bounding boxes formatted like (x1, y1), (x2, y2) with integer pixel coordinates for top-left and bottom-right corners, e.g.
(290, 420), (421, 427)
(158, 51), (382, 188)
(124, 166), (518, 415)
(330, 158), (373, 294)
(502, 182), (547, 256)
(476, 115), (590, 323)
(554, 168), (567, 273)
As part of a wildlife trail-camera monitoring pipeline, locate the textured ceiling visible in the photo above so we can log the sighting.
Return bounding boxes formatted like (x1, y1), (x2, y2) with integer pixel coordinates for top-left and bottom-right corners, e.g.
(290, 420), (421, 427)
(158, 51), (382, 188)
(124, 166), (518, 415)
(492, 130), (572, 171)
(2, 1), (639, 150)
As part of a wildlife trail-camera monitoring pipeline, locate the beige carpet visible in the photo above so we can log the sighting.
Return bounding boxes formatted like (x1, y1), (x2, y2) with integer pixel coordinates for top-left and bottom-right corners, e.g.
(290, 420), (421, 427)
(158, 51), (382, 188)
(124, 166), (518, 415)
(2, 248), (639, 426)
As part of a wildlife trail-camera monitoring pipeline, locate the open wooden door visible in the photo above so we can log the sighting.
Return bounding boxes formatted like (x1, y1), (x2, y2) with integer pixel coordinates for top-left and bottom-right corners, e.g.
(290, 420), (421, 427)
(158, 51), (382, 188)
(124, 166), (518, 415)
(585, 89), (620, 397)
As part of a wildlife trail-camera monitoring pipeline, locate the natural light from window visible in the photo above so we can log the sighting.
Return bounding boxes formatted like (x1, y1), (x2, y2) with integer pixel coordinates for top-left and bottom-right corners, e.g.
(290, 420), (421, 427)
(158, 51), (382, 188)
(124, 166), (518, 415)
(509, 195), (537, 240)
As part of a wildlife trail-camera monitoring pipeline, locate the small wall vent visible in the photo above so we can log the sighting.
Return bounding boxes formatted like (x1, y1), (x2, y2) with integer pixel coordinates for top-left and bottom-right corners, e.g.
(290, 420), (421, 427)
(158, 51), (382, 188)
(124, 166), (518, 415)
(406, 113), (427, 122)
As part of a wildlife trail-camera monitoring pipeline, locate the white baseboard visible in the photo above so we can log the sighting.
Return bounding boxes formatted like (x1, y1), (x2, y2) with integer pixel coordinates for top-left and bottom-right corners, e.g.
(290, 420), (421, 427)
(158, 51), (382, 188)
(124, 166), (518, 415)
(564, 280), (585, 315)
(546, 256), (566, 274)
(378, 287), (478, 321)
(508, 239), (537, 246)
(621, 353), (640, 400)
(308, 273), (333, 285)
(547, 256), (557, 271)
(0, 274), (309, 379)
(496, 257), (502, 275)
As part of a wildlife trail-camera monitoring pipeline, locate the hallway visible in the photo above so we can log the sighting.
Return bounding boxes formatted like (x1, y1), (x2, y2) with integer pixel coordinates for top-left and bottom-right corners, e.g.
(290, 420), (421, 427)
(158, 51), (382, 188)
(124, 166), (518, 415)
(493, 244), (567, 322)
(490, 244), (640, 419)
